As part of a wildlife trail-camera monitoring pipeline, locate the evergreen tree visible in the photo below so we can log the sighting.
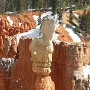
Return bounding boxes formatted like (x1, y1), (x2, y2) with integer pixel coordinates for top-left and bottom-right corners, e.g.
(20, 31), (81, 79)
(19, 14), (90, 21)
(0, 0), (6, 13)
(5, 0), (13, 12)
(37, 0), (44, 9)
(79, 11), (90, 36)
(26, 0), (32, 9)
(31, 0), (36, 9)
(32, 0), (44, 9)
(44, 0), (50, 9)
(20, 0), (27, 12)
(13, 0), (20, 11)
(51, 0), (57, 14)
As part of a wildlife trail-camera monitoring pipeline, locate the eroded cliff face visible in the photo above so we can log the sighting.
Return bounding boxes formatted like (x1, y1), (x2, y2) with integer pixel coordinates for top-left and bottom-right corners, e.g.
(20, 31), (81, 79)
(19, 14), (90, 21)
(51, 42), (90, 90)
(9, 38), (36, 90)
(0, 71), (6, 90)
(0, 11), (90, 90)
(6, 39), (89, 90)
(0, 11), (38, 59)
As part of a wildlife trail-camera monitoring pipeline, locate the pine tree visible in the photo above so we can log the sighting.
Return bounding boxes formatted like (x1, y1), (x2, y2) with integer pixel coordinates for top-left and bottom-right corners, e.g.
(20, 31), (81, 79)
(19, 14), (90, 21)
(5, 0), (13, 12)
(0, 0), (6, 13)
(37, 0), (44, 9)
(44, 0), (49, 9)
(79, 11), (90, 36)
(51, 0), (57, 14)
(32, 0), (44, 10)
(20, 0), (27, 12)
(13, 0), (20, 11)
(31, 0), (36, 9)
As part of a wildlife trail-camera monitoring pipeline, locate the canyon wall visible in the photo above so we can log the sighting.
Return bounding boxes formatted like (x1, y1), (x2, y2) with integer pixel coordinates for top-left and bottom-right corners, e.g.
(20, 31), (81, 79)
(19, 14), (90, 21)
(0, 11), (90, 90)
(0, 11), (37, 60)
(2, 39), (88, 90)
(9, 38), (36, 90)
(51, 42), (90, 90)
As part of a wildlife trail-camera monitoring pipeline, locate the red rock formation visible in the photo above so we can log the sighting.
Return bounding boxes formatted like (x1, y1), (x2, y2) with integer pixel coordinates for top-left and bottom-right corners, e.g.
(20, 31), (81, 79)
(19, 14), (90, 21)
(0, 11), (90, 90)
(3, 36), (18, 58)
(8, 36), (18, 58)
(0, 36), (4, 59)
(35, 75), (55, 90)
(0, 71), (6, 90)
(56, 25), (73, 42)
(10, 38), (36, 90)
(0, 11), (38, 59)
(0, 38), (86, 90)
(0, 24), (9, 59)
(0, 11), (41, 90)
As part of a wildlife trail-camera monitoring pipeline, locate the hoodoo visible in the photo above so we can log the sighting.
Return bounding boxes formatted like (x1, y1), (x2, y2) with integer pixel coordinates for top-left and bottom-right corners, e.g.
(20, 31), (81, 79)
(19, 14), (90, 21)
(29, 19), (55, 90)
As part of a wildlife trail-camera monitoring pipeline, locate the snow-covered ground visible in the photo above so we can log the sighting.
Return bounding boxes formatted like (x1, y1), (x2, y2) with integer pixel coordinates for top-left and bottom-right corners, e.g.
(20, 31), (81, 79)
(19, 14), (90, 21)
(63, 24), (81, 43)
(16, 11), (81, 44)
(74, 65), (90, 80)
(16, 25), (41, 43)
(83, 65), (90, 79)
(52, 32), (61, 44)
(7, 16), (13, 26)
(16, 11), (61, 44)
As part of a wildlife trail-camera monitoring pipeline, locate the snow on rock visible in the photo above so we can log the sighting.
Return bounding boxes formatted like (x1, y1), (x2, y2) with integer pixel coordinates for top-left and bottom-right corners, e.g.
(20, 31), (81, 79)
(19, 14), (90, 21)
(33, 11), (53, 25)
(74, 13), (79, 19)
(2, 58), (15, 63)
(7, 16), (13, 26)
(74, 69), (84, 80)
(16, 25), (41, 43)
(41, 11), (52, 19)
(16, 22), (60, 44)
(63, 24), (81, 43)
(0, 58), (16, 71)
(54, 20), (60, 30)
(52, 32), (61, 44)
(2, 58), (7, 62)
(16, 11), (81, 44)
(19, 22), (22, 26)
(33, 15), (39, 25)
(83, 65), (90, 79)
(16, 11), (61, 43)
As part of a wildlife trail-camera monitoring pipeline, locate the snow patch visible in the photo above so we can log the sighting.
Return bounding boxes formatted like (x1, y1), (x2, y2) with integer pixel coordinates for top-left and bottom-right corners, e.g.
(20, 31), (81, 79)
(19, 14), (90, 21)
(74, 69), (84, 79)
(33, 15), (39, 25)
(16, 25), (41, 43)
(19, 22), (22, 26)
(74, 13), (79, 19)
(7, 16), (13, 26)
(0, 58), (16, 71)
(83, 65), (90, 79)
(33, 11), (53, 25)
(63, 24), (81, 42)
(41, 11), (52, 19)
(2, 58), (7, 62)
(52, 32), (61, 44)
(16, 11), (61, 44)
